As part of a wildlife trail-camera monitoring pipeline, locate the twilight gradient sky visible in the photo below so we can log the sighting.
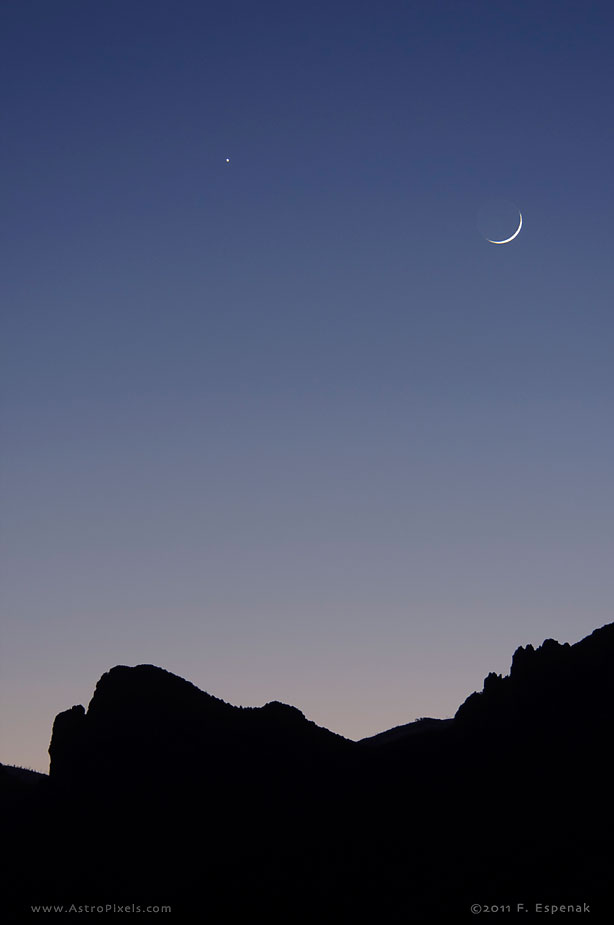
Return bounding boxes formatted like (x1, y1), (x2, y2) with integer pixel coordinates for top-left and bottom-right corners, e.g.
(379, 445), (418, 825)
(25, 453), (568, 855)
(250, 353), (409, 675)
(2, 1), (613, 772)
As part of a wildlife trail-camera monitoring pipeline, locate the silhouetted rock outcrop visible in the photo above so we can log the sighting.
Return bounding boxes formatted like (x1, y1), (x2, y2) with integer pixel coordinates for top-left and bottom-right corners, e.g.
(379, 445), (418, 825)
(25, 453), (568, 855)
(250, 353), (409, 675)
(49, 663), (352, 808)
(5, 623), (614, 920)
(455, 623), (614, 741)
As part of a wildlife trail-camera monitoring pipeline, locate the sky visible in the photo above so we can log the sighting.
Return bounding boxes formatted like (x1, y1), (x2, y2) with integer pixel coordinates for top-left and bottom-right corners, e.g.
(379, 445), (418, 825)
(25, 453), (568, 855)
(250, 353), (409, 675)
(2, 0), (613, 772)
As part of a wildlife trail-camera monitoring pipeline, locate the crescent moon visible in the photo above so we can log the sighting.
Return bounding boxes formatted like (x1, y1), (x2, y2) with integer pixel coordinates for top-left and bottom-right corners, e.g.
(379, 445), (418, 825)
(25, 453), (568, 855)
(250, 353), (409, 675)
(487, 212), (522, 244)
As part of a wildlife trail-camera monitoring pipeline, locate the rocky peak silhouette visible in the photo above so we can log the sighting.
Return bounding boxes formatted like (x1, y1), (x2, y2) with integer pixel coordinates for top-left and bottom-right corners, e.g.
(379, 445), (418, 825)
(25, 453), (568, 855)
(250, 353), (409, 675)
(49, 662), (351, 795)
(455, 621), (614, 734)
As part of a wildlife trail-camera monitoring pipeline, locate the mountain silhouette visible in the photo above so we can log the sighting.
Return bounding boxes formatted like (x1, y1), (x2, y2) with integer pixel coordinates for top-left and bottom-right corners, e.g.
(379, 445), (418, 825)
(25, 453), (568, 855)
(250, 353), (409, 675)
(4, 623), (614, 921)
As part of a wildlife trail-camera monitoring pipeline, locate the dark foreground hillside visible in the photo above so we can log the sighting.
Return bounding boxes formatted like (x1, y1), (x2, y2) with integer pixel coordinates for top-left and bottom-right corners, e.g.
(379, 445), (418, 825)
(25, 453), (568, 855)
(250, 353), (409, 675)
(4, 623), (614, 921)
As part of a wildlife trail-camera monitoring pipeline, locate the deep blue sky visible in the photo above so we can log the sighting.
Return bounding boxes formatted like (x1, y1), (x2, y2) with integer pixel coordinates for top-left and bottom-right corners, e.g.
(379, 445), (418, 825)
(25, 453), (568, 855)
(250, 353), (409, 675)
(2, 1), (613, 771)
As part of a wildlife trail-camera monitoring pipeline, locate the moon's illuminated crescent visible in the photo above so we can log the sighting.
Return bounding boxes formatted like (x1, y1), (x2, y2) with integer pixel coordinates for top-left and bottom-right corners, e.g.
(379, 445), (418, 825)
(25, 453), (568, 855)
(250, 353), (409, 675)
(487, 212), (522, 244)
